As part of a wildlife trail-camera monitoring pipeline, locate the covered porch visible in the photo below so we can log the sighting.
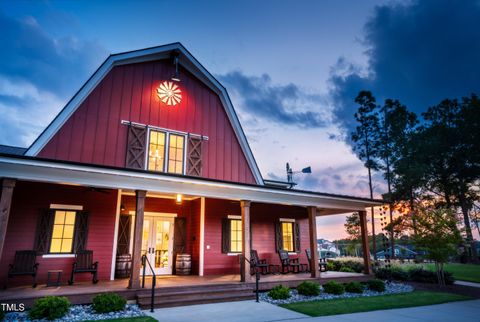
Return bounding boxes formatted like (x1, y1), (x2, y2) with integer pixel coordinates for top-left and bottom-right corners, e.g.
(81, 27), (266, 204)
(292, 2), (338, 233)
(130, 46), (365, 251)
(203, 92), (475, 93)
(0, 154), (381, 299)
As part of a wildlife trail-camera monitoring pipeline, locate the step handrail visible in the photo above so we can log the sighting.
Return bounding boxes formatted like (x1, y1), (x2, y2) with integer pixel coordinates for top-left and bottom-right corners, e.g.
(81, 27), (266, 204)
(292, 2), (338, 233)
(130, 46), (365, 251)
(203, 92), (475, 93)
(240, 254), (260, 303)
(141, 254), (156, 312)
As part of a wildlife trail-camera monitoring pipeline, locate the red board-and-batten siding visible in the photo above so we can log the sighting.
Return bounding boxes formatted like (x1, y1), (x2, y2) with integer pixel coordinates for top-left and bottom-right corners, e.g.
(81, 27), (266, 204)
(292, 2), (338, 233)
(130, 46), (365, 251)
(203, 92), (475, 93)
(37, 60), (256, 184)
(0, 181), (117, 286)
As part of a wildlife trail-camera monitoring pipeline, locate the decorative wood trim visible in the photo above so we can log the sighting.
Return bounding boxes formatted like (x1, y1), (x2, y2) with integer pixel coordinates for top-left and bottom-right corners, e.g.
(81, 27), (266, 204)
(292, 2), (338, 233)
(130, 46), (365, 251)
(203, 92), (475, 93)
(199, 197), (205, 276)
(110, 189), (122, 280)
(125, 125), (147, 169)
(50, 204), (83, 210)
(42, 254), (75, 258)
(359, 210), (372, 274)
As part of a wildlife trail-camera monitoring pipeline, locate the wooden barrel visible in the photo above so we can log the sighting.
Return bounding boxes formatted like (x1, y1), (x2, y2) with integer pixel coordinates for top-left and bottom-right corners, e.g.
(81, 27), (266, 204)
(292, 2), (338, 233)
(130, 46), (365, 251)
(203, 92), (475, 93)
(115, 254), (132, 278)
(175, 253), (191, 275)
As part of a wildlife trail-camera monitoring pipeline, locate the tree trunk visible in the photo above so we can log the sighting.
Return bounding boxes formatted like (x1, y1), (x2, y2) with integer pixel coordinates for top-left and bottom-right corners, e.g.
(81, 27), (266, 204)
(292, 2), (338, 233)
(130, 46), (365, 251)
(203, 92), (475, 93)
(460, 196), (478, 263)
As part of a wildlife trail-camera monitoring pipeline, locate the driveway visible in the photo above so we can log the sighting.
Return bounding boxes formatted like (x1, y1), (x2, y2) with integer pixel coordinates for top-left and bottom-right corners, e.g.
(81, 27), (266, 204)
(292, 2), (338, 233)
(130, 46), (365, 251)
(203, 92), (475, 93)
(146, 299), (480, 322)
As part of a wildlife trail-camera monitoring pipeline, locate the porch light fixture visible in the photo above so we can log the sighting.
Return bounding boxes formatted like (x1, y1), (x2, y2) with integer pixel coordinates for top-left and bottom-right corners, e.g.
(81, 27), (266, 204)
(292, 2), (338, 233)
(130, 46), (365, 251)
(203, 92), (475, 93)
(176, 194), (182, 204)
(157, 81), (182, 106)
(171, 51), (181, 82)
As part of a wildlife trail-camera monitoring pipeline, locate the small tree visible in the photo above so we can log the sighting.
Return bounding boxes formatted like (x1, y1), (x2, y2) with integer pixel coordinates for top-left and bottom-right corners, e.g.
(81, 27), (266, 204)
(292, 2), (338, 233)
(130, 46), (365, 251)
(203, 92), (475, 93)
(344, 213), (361, 257)
(411, 207), (462, 286)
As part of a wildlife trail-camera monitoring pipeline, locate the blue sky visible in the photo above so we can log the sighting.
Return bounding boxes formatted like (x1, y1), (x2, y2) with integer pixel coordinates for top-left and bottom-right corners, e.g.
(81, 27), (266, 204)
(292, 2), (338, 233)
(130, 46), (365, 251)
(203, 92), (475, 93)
(1, 0), (479, 239)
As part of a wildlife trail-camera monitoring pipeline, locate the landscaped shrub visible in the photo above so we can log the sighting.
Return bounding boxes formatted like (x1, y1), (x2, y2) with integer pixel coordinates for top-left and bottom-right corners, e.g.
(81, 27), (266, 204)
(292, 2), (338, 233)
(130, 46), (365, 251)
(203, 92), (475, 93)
(323, 281), (345, 295)
(374, 266), (454, 285)
(367, 279), (386, 292)
(345, 281), (364, 293)
(268, 285), (291, 300)
(339, 266), (355, 273)
(92, 293), (126, 313)
(297, 281), (320, 296)
(328, 258), (364, 273)
(326, 261), (335, 271)
(29, 296), (70, 320)
(374, 266), (409, 281)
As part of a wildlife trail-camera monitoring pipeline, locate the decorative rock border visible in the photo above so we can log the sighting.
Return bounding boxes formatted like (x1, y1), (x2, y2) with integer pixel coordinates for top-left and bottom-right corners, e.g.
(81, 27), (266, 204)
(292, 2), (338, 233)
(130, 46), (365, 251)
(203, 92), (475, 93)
(3, 304), (145, 322)
(261, 282), (414, 305)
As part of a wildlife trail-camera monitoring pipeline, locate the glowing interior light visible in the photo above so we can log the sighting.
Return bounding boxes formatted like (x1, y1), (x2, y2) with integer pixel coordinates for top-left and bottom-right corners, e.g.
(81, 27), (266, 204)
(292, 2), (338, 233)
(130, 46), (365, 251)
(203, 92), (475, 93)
(176, 194), (182, 204)
(157, 81), (182, 106)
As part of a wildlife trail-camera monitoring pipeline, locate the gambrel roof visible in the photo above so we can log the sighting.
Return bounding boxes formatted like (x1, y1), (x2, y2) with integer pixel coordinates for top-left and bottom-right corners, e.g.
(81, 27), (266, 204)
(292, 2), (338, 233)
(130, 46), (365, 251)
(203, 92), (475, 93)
(25, 42), (264, 185)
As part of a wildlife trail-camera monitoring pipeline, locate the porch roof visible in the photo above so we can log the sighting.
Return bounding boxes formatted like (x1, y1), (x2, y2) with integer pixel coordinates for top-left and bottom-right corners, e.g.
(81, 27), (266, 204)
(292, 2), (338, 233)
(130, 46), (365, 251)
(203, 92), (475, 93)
(0, 153), (383, 214)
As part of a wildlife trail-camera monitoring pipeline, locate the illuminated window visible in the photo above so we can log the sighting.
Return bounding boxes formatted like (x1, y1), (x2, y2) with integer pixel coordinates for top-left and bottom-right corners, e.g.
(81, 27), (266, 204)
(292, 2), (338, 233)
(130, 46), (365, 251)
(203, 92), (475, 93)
(50, 211), (76, 253)
(148, 131), (166, 171)
(281, 222), (294, 252)
(167, 134), (185, 174)
(147, 130), (185, 175)
(230, 219), (242, 253)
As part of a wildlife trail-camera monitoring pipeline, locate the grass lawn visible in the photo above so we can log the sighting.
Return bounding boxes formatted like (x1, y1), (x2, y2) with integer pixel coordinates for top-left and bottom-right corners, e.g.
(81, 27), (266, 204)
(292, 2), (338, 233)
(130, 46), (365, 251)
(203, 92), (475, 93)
(280, 291), (471, 317)
(422, 263), (480, 283)
(83, 317), (157, 322)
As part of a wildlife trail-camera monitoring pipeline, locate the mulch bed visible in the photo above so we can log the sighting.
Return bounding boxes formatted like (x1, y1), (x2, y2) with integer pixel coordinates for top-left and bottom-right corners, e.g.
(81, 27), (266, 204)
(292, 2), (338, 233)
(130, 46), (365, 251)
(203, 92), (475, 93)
(409, 282), (480, 299)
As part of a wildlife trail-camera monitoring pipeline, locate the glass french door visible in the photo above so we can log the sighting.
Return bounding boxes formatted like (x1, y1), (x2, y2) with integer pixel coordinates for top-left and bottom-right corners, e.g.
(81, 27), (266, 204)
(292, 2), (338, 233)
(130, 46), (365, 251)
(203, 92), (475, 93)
(141, 216), (174, 275)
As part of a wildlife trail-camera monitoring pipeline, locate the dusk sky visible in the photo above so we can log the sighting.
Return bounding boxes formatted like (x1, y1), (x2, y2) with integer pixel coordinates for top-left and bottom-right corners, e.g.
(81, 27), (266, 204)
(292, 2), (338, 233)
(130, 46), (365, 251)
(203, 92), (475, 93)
(1, 0), (480, 240)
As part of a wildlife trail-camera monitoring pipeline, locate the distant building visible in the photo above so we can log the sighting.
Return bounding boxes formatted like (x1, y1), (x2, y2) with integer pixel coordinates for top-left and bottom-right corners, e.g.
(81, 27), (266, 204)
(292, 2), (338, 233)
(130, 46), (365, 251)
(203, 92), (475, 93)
(376, 245), (420, 259)
(317, 238), (340, 258)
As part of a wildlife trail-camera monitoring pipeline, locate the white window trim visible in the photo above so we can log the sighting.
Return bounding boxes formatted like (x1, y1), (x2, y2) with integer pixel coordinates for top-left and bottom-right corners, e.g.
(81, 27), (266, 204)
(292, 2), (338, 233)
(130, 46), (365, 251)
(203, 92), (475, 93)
(128, 211), (177, 218)
(279, 218), (295, 222)
(50, 204), (83, 210)
(146, 128), (187, 175)
(42, 254), (75, 258)
(228, 215), (242, 220)
(227, 253), (240, 256)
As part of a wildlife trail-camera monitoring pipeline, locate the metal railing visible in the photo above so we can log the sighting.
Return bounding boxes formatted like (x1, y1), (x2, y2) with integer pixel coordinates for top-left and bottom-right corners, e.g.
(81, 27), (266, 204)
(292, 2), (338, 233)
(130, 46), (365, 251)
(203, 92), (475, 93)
(141, 254), (156, 312)
(240, 254), (260, 303)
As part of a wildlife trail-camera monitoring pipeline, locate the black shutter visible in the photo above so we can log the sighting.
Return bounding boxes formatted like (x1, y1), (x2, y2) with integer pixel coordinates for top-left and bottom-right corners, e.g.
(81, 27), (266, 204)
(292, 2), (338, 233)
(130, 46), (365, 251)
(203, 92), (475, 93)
(173, 217), (187, 254)
(34, 209), (54, 254)
(117, 215), (131, 255)
(186, 135), (203, 176)
(73, 211), (89, 253)
(275, 221), (283, 252)
(221, 218), (230, 253)
(294, 222), (301, 253)
(125, 124), (147, 169)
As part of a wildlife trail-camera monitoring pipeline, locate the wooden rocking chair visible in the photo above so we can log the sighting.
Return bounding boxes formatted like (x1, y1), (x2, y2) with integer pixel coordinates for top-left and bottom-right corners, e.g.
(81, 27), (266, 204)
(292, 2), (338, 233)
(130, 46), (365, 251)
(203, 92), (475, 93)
(68, 250), (98, 285)
(6, 250), (39, 288)
(305, 249), (327, 272)
(250, 250), (269, 275)
(278, 250), (301, 273)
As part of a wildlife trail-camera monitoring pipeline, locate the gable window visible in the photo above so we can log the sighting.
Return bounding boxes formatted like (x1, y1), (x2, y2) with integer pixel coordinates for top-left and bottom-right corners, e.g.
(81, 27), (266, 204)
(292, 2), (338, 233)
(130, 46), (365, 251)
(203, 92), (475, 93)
(148, 131), (166, 171)
(167, 134), (185, 174)
(281, 222), (294, 252)
(50, 210), (76, 253)
(221, 217), (242, 253)
(147, 130), (185, 174)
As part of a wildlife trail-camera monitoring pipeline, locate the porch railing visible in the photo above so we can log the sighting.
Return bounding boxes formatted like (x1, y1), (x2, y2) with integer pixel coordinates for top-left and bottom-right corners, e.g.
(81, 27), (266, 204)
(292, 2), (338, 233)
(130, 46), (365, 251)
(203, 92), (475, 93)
(240, 255), (260, 303)
(141, 254), (156, 312)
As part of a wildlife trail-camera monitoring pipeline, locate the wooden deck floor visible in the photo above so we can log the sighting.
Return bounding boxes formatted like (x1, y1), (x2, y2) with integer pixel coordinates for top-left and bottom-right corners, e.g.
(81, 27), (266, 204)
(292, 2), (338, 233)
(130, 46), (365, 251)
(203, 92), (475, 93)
(0, 271), (370, 306)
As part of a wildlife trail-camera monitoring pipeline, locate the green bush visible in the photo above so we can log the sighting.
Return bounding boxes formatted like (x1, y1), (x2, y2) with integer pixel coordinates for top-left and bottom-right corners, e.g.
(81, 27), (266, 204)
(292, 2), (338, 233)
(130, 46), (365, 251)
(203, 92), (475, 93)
(367, 279), (386, 292)
(326, 261), (335, 271)
(345, 281), (364, 293)
(375, 266), (454, 285)
(29, 296), (70, 320)
(296, 281), (320, 296)
(375, 266), (409, 281)
(328, 259), (364, 273)
(268, 285), (291, 300)
(92, 293), (126, 313)
(323, 281), (345, 295)
(339, 266), (355, 273)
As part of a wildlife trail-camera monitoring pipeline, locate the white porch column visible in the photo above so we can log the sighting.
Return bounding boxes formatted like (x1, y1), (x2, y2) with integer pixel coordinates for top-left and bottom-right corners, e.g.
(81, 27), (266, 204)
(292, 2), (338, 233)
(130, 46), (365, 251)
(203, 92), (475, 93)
(240, 200), (253, 282)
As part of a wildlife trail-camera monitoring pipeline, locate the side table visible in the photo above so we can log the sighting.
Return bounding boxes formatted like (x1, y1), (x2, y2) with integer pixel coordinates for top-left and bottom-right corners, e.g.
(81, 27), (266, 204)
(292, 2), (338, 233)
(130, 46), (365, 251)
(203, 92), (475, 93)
(47, 270), (63, 287)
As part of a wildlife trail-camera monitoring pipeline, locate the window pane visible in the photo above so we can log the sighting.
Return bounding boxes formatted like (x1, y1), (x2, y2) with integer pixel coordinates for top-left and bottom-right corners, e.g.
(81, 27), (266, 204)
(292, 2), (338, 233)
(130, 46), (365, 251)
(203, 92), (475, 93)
(50, 210), (77, 253)
(148, 130), (166, 172)
(282, 222), (294, 252)
(230, 219), (242, 252)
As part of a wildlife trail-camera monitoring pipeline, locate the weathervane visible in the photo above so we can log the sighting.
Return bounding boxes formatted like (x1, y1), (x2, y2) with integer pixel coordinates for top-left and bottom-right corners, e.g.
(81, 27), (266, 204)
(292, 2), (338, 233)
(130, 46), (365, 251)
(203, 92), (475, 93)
(286, 162), (312, 189)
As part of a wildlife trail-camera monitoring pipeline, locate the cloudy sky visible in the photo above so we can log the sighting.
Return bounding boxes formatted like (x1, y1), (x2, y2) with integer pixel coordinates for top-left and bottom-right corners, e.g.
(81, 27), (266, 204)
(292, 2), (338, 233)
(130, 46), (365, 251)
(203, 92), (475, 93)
(1, 0), (480, 240)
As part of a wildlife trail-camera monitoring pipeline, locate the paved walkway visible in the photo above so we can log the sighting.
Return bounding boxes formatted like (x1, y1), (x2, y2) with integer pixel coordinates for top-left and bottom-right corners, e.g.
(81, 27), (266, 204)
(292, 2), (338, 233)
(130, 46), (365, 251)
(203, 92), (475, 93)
(146, 299), (480, 322)
(455, 280), (480, 288)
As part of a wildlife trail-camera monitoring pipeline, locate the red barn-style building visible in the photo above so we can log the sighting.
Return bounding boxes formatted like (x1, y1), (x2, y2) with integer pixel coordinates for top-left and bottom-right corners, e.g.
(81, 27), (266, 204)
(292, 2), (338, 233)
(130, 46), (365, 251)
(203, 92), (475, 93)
(0, 43), (380, 306)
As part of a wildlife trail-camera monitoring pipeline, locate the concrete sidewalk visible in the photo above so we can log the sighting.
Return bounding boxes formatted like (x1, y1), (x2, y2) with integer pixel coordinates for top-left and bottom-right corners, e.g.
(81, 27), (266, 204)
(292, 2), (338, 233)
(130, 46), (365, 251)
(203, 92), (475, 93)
(146, 299), (480, 322)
